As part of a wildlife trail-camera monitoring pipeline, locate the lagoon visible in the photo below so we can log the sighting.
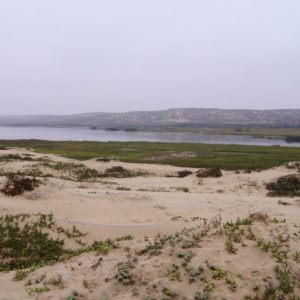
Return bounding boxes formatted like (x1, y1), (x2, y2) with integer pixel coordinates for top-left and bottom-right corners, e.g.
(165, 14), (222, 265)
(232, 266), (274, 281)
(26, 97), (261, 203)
(0, 126), (299, 147)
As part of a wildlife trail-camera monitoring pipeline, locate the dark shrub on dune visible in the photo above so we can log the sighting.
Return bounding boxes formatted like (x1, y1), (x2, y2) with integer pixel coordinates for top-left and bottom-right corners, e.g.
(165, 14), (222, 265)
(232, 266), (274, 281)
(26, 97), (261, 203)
(196, 167), (222, 178)
(1, 174), (40, 196)
(177, 170), (193, 178)
(100, 166), (133, 178)
(266, 174), (300, 197)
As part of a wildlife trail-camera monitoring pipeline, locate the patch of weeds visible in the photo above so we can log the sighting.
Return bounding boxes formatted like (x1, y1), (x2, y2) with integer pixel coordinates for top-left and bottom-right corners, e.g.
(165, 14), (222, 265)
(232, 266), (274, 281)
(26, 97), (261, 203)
(27, 285), (50, 296)
(225, 238), (237, 254)
(270, 217), (286, 224)
(99, 166), (146, 178)
(225, 275), (237, 291)
(0, 213), (65, 270)
(167, 264), (181, 281)
(248, 212), (268, 223)
(182, 240), (196, 249)
(115, 261), (135, 285)
(0, 213), (120, 271)
(0, 154), (35, 162)
(136, 242), (164, 256)
(41, 161), (99, 181)
(175, 187), (190, 193)
(89, 239), (119, 255)
(177, 251), (195, 265)
(204, 281), (215, 293)
(194, 291), (211, 300)
(115, 234), (134, 242)
(56, 225), (87, 239)
(256, 236), (289, 264)
(13, 270), (28, 281)
(246, 227), (256, 241)
(274, 265), (294, 294)
(212, 266), (227, 280)
(48, 274), (64, 289)
(185, 265), (204, 283)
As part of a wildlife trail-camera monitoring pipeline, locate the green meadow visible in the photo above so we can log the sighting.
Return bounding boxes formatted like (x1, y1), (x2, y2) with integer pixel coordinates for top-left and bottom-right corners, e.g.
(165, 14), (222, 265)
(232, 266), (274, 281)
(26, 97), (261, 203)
(1, 140), (300, 171)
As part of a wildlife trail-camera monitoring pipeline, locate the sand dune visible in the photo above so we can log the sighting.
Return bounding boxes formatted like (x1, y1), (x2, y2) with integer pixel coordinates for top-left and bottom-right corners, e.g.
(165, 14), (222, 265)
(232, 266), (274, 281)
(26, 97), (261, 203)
(0, 148), (299, 299)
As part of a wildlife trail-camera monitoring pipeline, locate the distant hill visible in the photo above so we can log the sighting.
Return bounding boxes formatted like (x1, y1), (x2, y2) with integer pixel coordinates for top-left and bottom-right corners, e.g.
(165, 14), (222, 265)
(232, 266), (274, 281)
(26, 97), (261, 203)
(1, 108), (300, 128)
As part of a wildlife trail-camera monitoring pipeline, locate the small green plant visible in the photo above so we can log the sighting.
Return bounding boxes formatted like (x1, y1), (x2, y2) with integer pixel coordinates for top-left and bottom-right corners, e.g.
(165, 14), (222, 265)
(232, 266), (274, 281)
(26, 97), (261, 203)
(212, 266), (227, 280)
(194, 291), (211, 300)
(27, 285), (50, 296)
(136, 241), (164, 256)
(246, 227), (256, 241)
(89, 239), (119, 254)
(225, 275), (237, 291)
(274, 265), (293, 294)
(167, 264), (181, 281)
(225, 238), (236, 254)
(13, 270), (28, 281)
(204, 281), (215, 293)
(182, 240), (196, 249)
(177, 251), (195, 264)
(185, 265), (204, 283)
(115, 234), (134, 242)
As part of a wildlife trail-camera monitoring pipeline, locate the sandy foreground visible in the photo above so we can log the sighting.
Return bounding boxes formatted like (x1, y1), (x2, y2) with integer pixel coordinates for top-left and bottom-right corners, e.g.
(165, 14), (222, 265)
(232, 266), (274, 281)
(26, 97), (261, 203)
(0, 148), (299, 299)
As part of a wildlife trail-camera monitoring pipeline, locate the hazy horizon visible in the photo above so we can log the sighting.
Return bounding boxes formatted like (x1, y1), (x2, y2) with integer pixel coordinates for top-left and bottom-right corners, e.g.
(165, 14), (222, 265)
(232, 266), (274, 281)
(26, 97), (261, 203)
(1, 107), (300, 118)
(1, 1), (299, 115)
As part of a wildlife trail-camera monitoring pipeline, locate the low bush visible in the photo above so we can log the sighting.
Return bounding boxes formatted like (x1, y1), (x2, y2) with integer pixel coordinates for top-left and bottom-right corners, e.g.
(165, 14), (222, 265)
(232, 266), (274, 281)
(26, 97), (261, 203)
(96, 157), (111, 162)
(99, 166), (145, 178)
(196, 167), (222, 178)
(266, 174), (300, 197)
(177, 170), (193, 178)
(0, 174), (40, 196)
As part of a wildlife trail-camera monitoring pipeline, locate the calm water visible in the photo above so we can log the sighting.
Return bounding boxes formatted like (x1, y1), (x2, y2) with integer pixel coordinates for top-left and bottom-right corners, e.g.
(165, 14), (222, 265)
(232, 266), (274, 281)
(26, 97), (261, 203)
(0, 126), (299, 147)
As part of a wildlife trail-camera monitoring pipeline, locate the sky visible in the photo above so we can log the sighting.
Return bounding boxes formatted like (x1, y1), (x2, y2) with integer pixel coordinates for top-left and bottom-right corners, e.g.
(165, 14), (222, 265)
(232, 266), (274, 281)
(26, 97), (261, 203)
(0, 0), (299, 115)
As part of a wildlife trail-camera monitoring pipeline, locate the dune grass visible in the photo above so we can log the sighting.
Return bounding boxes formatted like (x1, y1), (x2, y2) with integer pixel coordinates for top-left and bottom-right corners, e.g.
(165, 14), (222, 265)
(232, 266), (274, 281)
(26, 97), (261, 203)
(0, 140), (300, 170)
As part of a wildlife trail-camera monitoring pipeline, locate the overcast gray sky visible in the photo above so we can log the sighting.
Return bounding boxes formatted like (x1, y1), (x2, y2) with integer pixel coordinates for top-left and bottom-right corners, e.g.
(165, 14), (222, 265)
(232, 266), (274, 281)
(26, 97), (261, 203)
(0, 1), (299, 115)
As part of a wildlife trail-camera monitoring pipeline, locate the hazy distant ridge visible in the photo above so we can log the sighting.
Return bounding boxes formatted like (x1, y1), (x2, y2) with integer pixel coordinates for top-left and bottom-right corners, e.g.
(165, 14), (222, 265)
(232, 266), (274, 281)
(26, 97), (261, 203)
(1, 108), (300, 128)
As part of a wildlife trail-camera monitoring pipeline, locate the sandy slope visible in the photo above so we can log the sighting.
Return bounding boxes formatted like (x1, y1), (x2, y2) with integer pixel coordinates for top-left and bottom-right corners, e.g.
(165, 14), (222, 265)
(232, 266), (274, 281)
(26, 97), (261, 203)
(0, 148), (299, 299)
